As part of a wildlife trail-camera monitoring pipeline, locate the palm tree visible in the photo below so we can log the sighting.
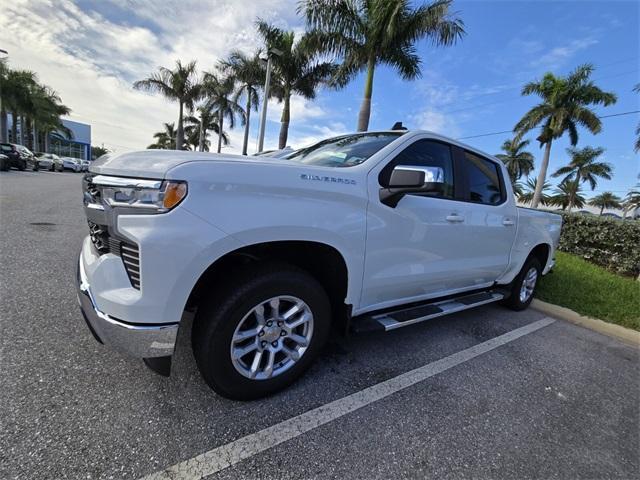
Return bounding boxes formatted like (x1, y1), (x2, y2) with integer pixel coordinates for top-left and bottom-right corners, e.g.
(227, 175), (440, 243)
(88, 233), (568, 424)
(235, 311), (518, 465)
(184, 110), (229, 152)
(623, 188), (640, 218)
(2, 69), (37, 143)
(514, 64), (617, 208)
(300, 0), (465, 131)
(134, 60), (201, 150)
(220, 51), (264, 155)
(633, 84), (639, 153)
(201, 72), (245, 153)
(256, 21), (337, 148)
(549, 181), (586, 211)
(551, 146), (612, 213)
(495, 138), (534, 184)
(148, 122), (178, 149)
(518, 177), (551, 206)
(30, 85), (71, 152)
(588, 192), (622, 216)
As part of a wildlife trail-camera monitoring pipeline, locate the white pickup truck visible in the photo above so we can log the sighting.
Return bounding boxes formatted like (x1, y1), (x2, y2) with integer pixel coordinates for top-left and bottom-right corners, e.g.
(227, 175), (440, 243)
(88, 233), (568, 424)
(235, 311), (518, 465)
(76, 130), (562, 399)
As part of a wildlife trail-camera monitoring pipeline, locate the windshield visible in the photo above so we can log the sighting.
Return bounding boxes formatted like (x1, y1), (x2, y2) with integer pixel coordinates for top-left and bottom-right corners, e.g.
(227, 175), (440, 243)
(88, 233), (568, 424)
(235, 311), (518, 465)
(284, 132), (404, 167)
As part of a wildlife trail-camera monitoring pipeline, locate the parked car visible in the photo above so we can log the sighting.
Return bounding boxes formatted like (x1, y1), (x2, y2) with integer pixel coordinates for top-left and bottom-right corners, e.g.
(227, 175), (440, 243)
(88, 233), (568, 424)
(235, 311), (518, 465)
(62, 157), (82, 172)
(34, 152), (63, 171)
(0, 143), (31, 171)
(0, 153), (9, 171)
(76, 130), (562, 400)
(81, 160), (90, 172)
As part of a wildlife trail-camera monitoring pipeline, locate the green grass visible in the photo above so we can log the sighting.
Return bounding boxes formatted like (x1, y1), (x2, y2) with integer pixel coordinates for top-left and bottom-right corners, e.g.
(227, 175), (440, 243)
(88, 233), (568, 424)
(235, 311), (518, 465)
(536, 251), (640, 331)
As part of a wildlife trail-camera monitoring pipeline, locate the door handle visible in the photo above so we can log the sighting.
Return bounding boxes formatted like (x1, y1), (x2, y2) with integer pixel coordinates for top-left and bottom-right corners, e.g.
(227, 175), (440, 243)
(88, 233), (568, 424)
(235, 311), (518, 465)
(503, 218), (515, 226)
(446, 214), (464, 223)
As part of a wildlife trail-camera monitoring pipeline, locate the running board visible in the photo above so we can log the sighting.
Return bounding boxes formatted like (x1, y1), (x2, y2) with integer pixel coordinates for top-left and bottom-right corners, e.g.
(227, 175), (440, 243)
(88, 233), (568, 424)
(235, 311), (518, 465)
(351, 291), (504, 333)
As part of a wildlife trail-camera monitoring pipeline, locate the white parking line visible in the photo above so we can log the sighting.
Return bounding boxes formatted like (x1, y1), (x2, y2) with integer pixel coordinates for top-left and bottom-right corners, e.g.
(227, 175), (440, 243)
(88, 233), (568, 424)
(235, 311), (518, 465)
(141, 317), (555, 480)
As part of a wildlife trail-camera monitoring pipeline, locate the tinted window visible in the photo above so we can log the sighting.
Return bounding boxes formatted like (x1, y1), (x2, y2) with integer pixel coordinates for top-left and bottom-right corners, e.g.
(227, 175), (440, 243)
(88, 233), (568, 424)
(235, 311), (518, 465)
(285, 132), (404, 167)
(463, 151), (503, 205)
(382, 140), (455, 198)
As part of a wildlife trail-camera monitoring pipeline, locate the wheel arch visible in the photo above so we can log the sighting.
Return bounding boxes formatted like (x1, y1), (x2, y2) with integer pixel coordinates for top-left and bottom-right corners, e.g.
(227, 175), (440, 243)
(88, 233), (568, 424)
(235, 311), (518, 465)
(185, 240), (351, 331)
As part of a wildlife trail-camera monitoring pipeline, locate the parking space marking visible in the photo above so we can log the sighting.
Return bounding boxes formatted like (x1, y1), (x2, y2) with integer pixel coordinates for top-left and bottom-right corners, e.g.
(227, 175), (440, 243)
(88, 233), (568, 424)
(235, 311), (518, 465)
(141, 317), (555, 480)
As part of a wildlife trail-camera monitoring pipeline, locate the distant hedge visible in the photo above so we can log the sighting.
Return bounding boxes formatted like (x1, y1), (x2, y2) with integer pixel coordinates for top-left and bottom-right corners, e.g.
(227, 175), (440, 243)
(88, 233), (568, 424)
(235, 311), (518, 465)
(557, 213), (640, 277)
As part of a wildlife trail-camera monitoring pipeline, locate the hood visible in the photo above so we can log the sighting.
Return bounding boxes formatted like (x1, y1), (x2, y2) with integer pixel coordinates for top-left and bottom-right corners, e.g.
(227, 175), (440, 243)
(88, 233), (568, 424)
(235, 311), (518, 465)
(89, 150), (289, 178)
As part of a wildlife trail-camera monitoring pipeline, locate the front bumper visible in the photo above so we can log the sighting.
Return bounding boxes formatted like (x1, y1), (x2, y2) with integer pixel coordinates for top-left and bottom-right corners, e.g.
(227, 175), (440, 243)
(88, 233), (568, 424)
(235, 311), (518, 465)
(76, 253), (178, 358)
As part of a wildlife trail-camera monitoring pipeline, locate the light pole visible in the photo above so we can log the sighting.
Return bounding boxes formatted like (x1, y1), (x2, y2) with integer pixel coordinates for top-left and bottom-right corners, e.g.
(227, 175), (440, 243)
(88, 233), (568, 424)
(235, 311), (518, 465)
(257, 48), (282, 153)
(0, 49), (8, 144)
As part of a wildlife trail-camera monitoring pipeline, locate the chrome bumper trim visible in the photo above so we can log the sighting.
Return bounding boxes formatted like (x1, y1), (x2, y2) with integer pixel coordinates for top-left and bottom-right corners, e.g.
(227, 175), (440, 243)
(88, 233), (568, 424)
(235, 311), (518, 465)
(76, 253), (178, 358)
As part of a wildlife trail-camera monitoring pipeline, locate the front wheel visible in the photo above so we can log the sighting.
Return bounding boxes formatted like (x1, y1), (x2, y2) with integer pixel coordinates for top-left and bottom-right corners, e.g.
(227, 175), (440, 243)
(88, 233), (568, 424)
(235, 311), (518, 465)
(192, 263), (331, 400)
(18, 160), (26, 171)
(502, 257), (541, 311)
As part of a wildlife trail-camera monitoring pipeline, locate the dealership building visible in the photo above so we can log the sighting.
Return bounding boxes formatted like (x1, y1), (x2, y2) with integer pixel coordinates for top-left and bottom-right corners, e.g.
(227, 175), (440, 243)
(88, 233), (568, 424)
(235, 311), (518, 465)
(5, 116), (92, 160)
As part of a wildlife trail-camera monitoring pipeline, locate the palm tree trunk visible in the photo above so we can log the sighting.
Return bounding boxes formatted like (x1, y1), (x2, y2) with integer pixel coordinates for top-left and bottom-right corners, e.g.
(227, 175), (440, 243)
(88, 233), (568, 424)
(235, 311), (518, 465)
(198, 118), (205, 152)
(600, 205), (604, 216)
(531, 140), (552, 208)
(278, 92), (291, 150)
(356, 58), (375, 132)
(0, 109), (7, 143)
(217, 110), (224, 153)
(10, 111), (17, 142)
(242, 93), (251, 156)
(176, 101), (184, 150)
(44, 130), (50, 153)
(32, 122), (39, 152)
(20, 116), (26, 145)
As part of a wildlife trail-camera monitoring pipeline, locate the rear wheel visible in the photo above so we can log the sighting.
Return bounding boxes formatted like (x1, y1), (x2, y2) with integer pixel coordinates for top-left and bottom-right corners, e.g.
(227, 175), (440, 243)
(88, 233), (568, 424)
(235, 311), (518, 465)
(18, 160), (26, 171)
(502, 256), (541, 311)
(0, 157), (9, 171)
(192, 263), (331, 400)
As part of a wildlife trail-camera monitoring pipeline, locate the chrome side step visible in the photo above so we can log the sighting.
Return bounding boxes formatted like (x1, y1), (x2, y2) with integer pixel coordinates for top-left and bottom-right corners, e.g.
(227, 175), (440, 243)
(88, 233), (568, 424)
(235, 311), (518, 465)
(352, 291), (504, 333)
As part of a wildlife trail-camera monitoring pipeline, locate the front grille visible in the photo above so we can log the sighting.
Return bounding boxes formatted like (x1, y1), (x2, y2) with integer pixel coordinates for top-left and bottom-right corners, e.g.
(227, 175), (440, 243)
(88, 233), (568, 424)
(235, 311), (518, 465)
(87, 220), (141, 290)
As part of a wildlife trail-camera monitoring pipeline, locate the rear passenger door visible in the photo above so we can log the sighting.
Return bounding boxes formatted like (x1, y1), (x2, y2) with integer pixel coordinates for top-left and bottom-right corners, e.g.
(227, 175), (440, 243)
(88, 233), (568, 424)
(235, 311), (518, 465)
(453, 149), (517, 283)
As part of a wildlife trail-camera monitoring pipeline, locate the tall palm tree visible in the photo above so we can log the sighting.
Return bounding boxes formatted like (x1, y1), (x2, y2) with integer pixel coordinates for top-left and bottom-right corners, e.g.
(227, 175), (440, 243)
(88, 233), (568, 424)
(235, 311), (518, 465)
(633, 84), (639, 153)
(495, 138), (534, 184)
(184, 110), (229, 152)
(300, 0), (465, 131)
(514, 64), (617, 208)
(148, 122), (178, 149)
(201, 72), (245, 153)
(518, 177), (551, 206)
(549, 181), (586, 211)
(30, 85), (71, 152)
(256, 21), (337, 148)
(3, 69), (37, 143)
(551, 146), (612, 213)
(134, 60), (201, 150)
(219, 51), (264, 155)
(588, 192), (622, 216)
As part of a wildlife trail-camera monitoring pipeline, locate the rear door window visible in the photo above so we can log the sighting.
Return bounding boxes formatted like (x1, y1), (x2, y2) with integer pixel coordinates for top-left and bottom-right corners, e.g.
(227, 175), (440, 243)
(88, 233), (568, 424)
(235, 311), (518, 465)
(462, 151), (504, 205)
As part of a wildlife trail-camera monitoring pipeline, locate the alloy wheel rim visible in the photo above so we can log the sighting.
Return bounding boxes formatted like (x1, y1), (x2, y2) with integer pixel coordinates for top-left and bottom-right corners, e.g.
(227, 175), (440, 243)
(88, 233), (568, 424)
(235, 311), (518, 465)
(230, 295), (314, 380)
(519, 267), (538, 303)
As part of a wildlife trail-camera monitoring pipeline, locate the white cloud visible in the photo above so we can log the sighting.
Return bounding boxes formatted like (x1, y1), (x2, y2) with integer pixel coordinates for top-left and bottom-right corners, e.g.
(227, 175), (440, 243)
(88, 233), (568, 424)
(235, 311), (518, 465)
(0, 0), (309, 154)
(410, 109), (461, 138)
(531, 37), (599, 70)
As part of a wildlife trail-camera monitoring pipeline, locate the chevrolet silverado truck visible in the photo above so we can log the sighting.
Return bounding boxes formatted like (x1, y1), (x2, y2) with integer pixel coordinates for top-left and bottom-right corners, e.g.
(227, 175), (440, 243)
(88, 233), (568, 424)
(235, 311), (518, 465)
(76, 130), (562, 400)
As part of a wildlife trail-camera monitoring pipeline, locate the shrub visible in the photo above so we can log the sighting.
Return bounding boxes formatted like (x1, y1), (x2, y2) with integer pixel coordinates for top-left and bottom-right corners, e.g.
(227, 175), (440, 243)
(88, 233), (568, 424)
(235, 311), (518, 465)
(556, 213), (640, 277)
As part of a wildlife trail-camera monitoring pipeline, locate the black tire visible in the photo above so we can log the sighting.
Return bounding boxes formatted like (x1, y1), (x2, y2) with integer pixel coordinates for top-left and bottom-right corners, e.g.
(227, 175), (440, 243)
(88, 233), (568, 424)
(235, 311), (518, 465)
(0, 158), (9, 172)
(33, 163), (39, 171)
(192, 262), (331, 400)
(502, 256), (542, 311)
(18, 160), (26, 171)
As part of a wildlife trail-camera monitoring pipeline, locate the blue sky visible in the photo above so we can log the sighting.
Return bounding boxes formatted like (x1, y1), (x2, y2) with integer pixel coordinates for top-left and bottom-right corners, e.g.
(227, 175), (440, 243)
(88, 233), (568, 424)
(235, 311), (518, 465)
(2, 0), (638, 196)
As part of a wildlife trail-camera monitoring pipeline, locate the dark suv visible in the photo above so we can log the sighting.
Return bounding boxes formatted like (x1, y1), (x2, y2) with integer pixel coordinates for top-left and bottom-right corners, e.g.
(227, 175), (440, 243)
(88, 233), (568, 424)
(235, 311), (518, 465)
(0, 143), (33, 171)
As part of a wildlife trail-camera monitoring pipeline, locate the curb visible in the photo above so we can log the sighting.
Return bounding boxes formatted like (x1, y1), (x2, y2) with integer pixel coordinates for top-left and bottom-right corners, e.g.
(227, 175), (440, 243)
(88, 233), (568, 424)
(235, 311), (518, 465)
(531, 299), (640, 347)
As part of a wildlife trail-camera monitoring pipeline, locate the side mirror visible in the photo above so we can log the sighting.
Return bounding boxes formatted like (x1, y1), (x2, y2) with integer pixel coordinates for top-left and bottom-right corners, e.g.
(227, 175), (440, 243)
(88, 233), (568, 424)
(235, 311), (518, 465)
(380, 166), (444, 207)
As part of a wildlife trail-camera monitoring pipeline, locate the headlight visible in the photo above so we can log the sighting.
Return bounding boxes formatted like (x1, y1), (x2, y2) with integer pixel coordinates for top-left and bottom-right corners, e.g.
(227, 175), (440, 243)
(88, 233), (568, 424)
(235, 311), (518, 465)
(91, 175), (188, 213)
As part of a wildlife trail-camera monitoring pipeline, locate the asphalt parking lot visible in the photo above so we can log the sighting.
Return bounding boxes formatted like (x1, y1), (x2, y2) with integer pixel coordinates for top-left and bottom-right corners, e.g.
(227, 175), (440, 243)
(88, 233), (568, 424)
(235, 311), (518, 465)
(1, 170), (639, 479)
